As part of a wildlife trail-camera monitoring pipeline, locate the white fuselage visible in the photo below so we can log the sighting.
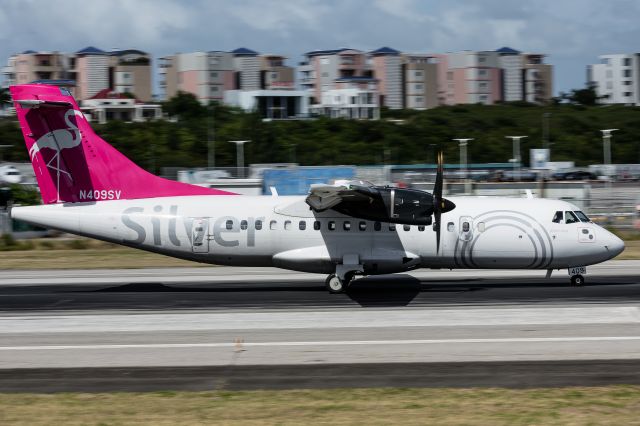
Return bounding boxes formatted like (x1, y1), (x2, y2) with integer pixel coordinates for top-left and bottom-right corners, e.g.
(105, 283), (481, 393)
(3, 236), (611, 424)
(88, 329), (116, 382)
(11, 195), (624, 274)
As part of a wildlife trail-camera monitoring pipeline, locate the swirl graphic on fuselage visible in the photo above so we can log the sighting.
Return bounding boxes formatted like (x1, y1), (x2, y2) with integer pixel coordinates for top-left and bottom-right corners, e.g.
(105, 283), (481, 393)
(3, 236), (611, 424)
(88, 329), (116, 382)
(453, 210), (554, 269)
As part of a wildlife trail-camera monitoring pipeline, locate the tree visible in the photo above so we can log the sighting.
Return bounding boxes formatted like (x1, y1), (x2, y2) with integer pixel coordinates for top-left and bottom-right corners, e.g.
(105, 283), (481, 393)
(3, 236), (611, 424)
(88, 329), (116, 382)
(564, 82), (602, 106)
(162, 92), (206, 120)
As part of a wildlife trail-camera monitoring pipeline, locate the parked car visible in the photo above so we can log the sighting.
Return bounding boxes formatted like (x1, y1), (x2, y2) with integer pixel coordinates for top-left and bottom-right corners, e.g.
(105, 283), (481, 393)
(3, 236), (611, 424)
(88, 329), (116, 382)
(552, 171), (597, 181)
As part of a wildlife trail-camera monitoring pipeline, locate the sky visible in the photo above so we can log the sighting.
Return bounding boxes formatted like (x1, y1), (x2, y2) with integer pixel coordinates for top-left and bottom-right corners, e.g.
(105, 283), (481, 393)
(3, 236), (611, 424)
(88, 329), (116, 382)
(1, 0), (639, 96)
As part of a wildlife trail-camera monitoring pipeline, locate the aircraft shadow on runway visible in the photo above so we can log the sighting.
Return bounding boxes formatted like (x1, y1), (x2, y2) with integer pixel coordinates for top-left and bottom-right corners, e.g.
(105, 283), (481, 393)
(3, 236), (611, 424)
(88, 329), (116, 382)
(78, 275), (640, 309)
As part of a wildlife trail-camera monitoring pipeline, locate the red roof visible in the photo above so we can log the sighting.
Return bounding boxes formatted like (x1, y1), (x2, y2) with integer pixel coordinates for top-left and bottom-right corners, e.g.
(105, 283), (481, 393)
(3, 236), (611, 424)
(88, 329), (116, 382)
(89, 89), (140, 102)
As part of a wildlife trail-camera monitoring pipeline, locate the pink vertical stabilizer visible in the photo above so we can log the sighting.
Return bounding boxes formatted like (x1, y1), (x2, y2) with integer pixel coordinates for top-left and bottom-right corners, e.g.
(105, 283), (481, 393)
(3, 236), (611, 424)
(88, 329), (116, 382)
(10, 84), (236, 204)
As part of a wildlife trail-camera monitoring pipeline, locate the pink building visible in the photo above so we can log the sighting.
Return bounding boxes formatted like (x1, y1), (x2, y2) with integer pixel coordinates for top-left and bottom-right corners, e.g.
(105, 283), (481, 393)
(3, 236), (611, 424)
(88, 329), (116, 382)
(445, 51), (503, 105)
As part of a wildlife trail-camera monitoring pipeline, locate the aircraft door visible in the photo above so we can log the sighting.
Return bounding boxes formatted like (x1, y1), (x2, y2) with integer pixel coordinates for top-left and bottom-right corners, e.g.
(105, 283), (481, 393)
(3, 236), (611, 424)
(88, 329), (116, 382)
(459, 216), (473, 242)
(191, 218), (209, 253)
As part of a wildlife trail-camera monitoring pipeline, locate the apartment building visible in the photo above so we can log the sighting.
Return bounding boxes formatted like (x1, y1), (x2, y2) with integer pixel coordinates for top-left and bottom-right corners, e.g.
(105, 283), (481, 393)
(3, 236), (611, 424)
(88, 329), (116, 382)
(588, 54), (640, 105)
(2, 47), (152, 101)
(445, 51), (503, 105)
(160, 48), (296, 105)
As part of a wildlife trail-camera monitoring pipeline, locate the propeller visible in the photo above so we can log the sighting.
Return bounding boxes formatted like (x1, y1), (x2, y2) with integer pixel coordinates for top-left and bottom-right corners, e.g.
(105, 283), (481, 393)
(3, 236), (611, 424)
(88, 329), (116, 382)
(433, 151), (456, 253)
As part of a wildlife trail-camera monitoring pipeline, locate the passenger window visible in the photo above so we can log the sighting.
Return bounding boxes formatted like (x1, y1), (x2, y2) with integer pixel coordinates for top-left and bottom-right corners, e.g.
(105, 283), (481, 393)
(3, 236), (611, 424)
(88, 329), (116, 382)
(565, 211), (579, 224)
(255, 220), (262, 230)
(462, 222), (470, 232)
(418, 225), (425, 232)
(240, 220), (248, 230)
(447, 222), (455, 232)
(284, 220), (292, 230)
(359, 221), (367, 231)
(389, 224), (396, 231)
(328, 221), (336, 231)
(343, 221), (351, 231)
(575, 211), (591, 223)
(313, 221), (321, 230)
(552, 211), (563, 223)
(374, 221), (381, 231)
(403, 225), (411, 231)
(270, 220), (277, 230)
(477, 222), (485, 232)
(299, 221), (306, 230)
(226, 220), (234, 230)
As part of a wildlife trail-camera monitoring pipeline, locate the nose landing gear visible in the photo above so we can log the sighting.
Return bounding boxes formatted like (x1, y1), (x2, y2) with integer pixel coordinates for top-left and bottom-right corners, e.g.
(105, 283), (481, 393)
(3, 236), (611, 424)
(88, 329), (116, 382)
(570, 274), (585, 286)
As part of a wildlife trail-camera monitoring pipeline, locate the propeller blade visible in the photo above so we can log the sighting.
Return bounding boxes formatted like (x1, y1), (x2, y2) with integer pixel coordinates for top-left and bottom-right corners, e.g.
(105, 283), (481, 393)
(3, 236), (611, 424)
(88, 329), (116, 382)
(434, 151), (444, 253)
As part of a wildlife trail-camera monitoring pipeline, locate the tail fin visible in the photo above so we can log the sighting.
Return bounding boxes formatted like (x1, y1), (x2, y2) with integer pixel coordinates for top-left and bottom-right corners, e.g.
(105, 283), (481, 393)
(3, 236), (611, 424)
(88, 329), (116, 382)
(10, 84), (235, 204)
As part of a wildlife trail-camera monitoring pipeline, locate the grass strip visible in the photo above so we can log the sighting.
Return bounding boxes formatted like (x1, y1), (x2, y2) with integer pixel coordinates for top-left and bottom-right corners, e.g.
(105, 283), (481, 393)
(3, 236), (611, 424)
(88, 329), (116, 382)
(1, 386), (640, 425)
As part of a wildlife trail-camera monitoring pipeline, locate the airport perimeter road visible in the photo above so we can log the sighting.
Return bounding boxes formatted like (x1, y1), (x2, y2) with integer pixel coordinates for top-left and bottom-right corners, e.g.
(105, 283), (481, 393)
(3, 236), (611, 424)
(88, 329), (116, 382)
(0, 260), (640, 391)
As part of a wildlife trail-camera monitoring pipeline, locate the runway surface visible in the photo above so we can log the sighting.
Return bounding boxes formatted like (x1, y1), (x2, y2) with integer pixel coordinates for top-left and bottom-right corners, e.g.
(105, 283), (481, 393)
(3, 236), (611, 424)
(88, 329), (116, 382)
(1, 260), (640, 391)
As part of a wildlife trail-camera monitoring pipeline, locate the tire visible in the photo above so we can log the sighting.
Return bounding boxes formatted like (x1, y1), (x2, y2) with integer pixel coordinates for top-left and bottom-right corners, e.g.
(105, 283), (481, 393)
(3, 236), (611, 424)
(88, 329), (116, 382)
(326, 274), (345, 294)
(571, 274), (585, 286)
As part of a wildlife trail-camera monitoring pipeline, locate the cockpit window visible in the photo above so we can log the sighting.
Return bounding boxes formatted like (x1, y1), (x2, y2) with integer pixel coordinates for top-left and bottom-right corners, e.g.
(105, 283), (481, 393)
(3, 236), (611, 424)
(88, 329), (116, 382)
(552, 211), (563, 223)
(575, 211), (591, 223)
(565, 211), (580, 224)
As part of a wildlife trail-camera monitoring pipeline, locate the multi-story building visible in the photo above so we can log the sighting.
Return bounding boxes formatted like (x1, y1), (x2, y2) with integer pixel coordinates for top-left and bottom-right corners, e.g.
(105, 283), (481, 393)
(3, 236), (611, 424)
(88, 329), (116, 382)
(109, 49), (152, 102)
(2, 47), (152, 101)
(588, 54), (640, 105)
(74, 46), (110, 100)
(2, 50), (70, 87)
(160, 48), (295, 105)
(400, 53), (439, 109)
(445, 51), (503, 105)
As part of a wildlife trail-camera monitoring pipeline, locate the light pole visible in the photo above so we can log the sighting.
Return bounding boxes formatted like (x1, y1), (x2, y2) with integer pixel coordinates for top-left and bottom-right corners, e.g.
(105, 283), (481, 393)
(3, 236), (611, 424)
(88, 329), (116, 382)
(228, 140), (251, 178)
(506, 136), (527, 182)
(600, 129), (618, 208)
(207, 104), (215, 169)
(542, 113), (551, 150)
(453, 138), (473, 194)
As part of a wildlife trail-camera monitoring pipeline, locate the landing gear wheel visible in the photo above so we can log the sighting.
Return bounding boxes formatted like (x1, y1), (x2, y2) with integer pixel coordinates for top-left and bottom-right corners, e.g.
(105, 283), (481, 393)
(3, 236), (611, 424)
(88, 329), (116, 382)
(326, 274), (345, 294)
(570, 274), (585, 287)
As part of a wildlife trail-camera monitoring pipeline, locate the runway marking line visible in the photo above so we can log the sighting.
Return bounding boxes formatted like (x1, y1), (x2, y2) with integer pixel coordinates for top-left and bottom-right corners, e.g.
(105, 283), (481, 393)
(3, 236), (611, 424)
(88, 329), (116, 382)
(2, 336), (640, 351)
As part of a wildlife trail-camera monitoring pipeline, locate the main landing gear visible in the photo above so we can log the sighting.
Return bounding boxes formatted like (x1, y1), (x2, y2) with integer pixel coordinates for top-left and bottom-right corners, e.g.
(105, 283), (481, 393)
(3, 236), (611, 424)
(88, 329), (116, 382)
(570, 274), (585, 287)
(325, 272), (356, 294)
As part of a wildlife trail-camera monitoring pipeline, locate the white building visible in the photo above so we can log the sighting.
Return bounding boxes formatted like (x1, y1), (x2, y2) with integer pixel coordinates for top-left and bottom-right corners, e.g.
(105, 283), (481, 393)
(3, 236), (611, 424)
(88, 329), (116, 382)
(80, 89), (162, 124)
(310, 86), (380, 119)
(224, 89), (310, 119)
(588, 54), (640, 105)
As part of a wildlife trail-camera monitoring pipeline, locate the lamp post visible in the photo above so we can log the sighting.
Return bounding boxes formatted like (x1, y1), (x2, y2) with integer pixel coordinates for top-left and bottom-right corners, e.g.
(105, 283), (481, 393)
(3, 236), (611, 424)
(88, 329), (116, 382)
(228, 140), (251, 178)
(505, 136), (527, 182)
(207, 104), (215, 169)
(453, 138), (473, 194)
(600, 129), (618, 211)
(542, 113), (551, 150)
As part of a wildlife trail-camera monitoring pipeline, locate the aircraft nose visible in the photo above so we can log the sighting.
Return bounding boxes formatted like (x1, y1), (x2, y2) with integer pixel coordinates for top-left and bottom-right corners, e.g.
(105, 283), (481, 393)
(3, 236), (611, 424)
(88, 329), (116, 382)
(604, 231), (625, 259)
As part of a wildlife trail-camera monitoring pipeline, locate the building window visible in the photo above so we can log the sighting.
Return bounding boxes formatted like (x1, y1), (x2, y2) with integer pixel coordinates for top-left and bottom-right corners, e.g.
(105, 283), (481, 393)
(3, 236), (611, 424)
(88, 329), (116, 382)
(478, 56), (486, 63)
(415, 71), (423, 77)
(416, 97), (423, 103)
(478, 69), (487, 77)
(624, 92), (632, 97)
(623, 69), (632, 78)
(271, 72), (278, 79)
(479, 82), (487, 89)
(623, 58), (632, 66)
(415, 84), (422, 90)
(211, 72), (218, 78)
(623, 81), (632, 86)
(211, 86), (218, 92)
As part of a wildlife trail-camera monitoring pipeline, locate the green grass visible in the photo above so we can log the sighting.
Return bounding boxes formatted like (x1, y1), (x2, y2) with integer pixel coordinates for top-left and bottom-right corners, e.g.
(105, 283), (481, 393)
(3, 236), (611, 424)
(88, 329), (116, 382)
(1, 386), (640, 425)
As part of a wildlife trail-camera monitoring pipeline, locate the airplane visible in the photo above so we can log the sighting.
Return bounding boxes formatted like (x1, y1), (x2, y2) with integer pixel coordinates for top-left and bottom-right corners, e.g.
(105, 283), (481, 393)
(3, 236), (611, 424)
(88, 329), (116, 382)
(8, 84), (625, 293)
